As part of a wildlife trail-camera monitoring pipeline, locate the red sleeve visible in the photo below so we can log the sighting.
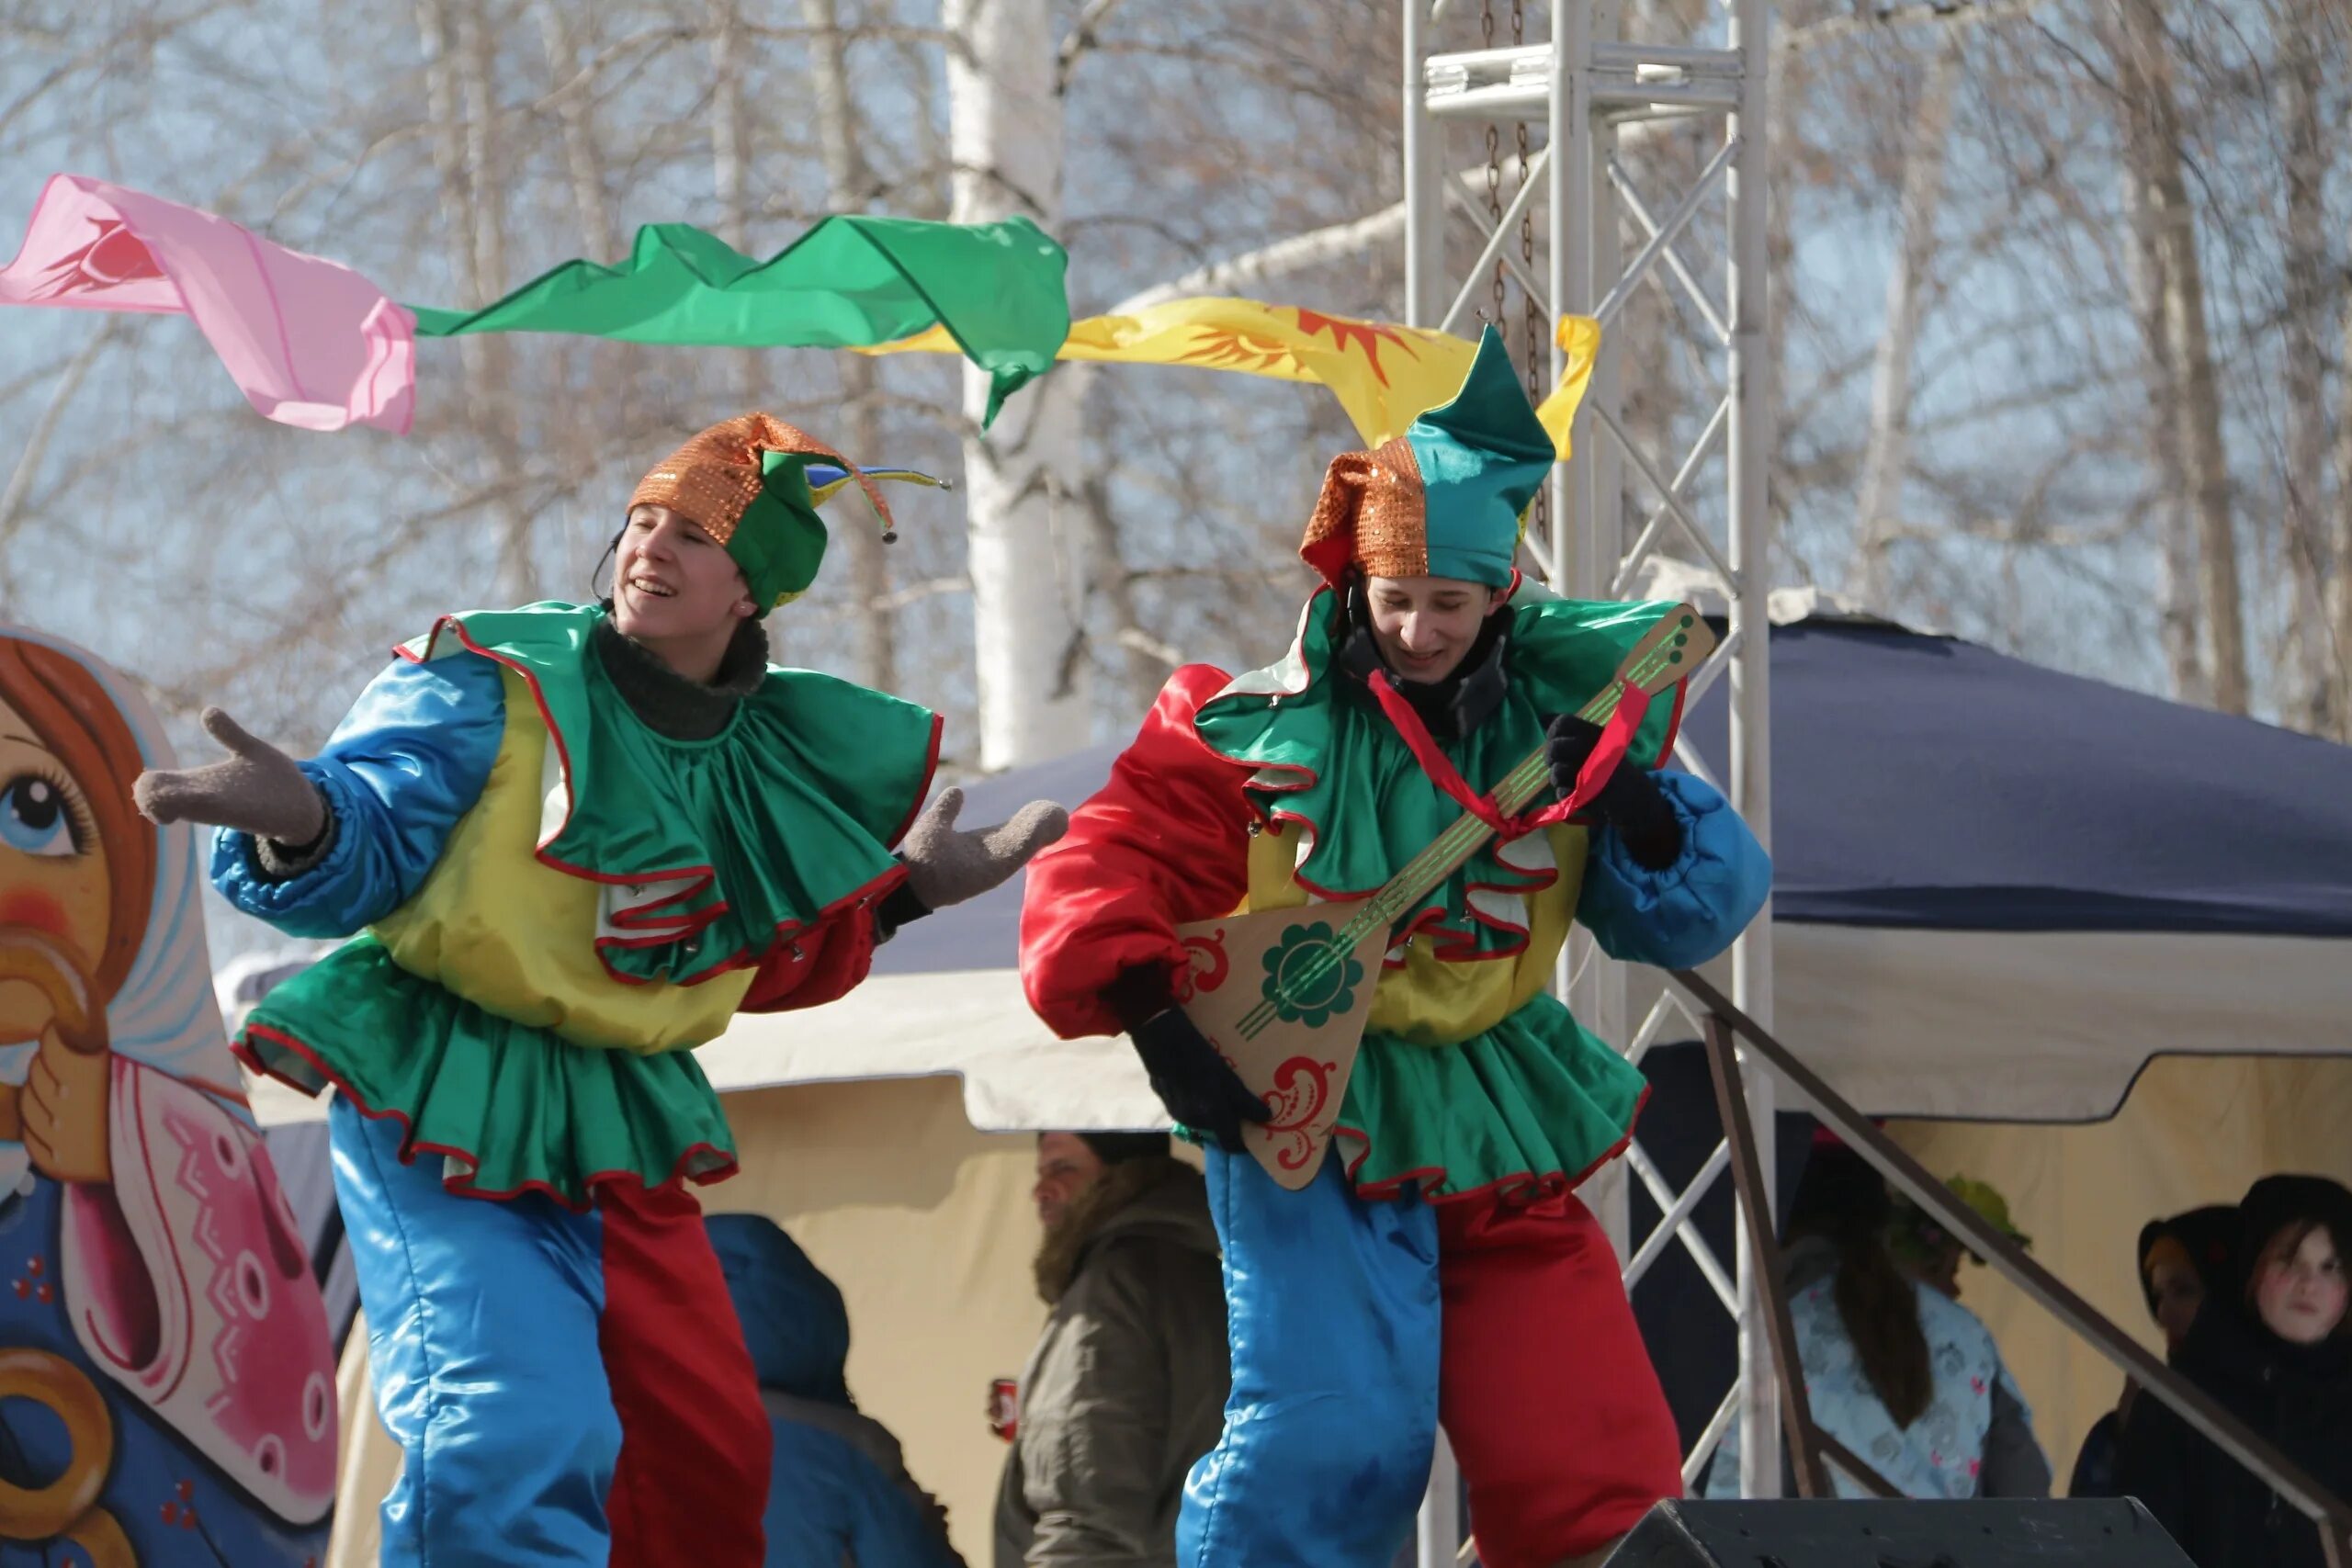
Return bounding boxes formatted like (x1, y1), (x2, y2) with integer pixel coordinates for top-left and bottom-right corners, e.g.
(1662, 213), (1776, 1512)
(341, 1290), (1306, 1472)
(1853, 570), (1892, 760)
(1018, 665), (1255, 1039)
(739, 904), (882, 1013)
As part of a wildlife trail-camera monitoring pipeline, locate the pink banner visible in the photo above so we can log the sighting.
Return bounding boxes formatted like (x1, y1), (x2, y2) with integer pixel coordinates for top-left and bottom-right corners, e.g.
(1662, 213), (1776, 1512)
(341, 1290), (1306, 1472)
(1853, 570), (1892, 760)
(0, 174), (414, 433)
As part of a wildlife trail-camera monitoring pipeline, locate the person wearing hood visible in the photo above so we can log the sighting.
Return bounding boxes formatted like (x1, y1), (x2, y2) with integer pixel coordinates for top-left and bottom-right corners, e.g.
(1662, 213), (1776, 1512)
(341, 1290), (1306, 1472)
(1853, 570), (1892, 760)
(994, 1132), (1227, 1568)
(706, 1213), (966, 1568)
(2069, 1204), (2238, 1498)
(2119, 1175), (2352, 1568)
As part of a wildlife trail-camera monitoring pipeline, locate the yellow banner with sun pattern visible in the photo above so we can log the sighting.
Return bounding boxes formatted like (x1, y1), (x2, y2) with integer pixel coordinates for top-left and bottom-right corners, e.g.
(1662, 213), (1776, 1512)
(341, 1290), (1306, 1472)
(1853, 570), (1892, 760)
(865, 299), (1600, 457)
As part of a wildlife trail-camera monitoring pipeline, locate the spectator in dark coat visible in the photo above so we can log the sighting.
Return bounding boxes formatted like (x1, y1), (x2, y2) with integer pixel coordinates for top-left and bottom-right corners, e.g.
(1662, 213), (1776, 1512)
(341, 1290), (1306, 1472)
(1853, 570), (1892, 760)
(2069, 1204), (2237, 1498)
(707, 1213), (967, 1568)
(2120, 1176), (2352, 1568)
(993, 1133), (1227, 1568)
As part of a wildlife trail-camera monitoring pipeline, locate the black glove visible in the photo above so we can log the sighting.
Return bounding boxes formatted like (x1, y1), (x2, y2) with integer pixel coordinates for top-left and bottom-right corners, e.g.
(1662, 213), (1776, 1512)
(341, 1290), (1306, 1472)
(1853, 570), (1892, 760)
(1107, 965), (1269, 1153)
(1544, 714), (1684, 871)
(1132, 1010), (1271, 1153)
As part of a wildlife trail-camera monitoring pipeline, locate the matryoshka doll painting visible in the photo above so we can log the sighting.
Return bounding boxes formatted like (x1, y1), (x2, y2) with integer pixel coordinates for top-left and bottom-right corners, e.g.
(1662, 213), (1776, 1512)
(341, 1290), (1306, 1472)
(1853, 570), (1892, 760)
(0, 630), (334, 1566)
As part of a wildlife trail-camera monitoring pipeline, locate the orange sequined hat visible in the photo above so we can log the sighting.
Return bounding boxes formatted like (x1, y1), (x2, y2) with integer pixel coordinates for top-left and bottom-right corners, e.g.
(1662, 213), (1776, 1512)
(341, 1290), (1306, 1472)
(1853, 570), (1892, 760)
(1298, 326), (1554, 589)
(629, 412), (912, 611)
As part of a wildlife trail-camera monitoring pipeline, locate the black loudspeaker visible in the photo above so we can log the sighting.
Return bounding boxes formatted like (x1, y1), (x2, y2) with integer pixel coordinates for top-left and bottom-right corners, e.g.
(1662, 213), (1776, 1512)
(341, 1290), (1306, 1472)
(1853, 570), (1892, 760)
(1602, 1499), (2196, 1567)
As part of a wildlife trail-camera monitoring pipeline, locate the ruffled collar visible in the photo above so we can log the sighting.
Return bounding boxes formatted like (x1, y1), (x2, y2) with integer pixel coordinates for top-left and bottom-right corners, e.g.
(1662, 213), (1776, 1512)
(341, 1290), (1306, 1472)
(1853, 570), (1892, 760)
(592, 615), (769, 740)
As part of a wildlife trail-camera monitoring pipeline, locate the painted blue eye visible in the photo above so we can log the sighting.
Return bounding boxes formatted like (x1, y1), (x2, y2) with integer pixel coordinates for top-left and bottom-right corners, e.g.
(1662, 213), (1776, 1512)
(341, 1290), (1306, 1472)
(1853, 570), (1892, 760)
(0, 774), (78, 857)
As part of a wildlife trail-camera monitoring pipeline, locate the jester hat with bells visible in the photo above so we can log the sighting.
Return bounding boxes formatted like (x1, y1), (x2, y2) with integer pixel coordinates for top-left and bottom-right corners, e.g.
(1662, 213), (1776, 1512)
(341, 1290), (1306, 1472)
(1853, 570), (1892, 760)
(628, 412), (945, 613)
(1298, 325), (1556, 592)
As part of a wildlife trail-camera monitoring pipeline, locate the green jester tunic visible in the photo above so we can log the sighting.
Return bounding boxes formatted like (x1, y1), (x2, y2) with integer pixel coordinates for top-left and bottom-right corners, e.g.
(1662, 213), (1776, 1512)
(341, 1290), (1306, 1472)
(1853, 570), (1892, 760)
(1026, 583), (1768, 1201)
(220, 603), (938, 1203)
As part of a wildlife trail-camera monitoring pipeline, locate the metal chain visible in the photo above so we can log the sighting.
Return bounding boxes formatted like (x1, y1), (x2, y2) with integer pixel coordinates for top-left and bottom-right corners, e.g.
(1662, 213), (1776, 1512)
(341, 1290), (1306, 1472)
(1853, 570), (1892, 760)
(1483, 0), (1504, 332)
(1512, 0), (1547, 540)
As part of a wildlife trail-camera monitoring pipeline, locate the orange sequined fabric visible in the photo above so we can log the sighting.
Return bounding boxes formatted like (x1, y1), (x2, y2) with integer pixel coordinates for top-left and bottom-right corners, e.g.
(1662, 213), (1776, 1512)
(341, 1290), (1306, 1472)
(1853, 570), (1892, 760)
(1298, 436), (1430, 582)
(628, 412), (888, 543)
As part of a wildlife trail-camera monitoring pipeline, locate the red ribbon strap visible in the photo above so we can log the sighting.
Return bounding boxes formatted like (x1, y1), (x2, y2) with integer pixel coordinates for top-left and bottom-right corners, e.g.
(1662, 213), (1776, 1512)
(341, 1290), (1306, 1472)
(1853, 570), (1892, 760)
(1367, 671), (1653, 840)
(1557, 681), (1653, 820)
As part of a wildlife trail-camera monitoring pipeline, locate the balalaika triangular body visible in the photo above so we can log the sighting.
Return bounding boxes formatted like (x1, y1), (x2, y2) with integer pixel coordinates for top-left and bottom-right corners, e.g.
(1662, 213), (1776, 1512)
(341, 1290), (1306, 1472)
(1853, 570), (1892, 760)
(1177, 604), (1711, 1190)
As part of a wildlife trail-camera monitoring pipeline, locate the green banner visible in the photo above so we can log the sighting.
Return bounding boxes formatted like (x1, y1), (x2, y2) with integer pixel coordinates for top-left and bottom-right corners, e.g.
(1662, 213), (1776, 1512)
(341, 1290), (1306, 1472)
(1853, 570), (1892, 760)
(409, 214), (1069, 425)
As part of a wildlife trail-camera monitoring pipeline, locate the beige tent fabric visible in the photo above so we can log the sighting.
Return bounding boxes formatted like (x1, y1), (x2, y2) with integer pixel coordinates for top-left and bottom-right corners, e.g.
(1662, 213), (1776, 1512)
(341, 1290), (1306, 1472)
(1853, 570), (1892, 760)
(1889, 1053), (2352, 1499)
(326, 1322), (395, 1567)
(327, 1076), (1050, 1568)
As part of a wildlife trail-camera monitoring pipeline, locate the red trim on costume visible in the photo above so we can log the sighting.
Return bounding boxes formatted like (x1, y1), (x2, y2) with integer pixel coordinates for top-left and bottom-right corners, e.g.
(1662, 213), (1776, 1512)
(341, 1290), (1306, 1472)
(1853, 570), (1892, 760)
(1258, 814), (1551, 954)
(1331, 1081), (1649, 1207)
(593, 863), (910, 993)
(233, 1023), (738, 1213)
(887, 713), (946, 848)
(1244, 814), (1561, 968)
(397, 618), (722, 931)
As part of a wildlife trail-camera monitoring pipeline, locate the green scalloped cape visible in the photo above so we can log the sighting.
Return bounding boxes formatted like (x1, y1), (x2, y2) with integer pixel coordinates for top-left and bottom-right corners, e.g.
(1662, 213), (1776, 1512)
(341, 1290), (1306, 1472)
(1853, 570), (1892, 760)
(239, 604), (938, 1206)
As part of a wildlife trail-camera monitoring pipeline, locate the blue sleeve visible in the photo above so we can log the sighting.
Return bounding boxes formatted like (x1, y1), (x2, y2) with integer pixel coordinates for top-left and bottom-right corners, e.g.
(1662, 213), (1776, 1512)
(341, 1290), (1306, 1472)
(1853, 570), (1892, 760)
(767, 1425), (964, 1568)
(842, 1455), (965, 1568)
(209, 654), (506, 938)
(1575, 768), (1771, 971)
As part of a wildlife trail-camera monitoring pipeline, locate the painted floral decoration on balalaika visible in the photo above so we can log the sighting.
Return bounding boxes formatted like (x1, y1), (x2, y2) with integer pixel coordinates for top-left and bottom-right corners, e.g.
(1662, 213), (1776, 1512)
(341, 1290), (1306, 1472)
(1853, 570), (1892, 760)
(1176, 604), (1711, 1190)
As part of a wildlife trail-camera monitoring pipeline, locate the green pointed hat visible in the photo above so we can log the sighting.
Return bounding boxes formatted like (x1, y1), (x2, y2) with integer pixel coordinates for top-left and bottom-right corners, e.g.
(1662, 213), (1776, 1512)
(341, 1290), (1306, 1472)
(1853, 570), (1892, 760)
(1298, 324), (1556, 589)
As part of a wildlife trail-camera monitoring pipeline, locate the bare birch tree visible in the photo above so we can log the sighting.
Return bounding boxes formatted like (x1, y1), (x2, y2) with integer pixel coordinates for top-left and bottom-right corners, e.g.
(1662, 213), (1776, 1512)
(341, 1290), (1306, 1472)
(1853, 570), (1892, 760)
(1848, 28), (1964, 607)
(2106, 0), (2248, 713)
(2274, 0), (2335, 733)
(2121, 147), (2207, 704)
(944, 0), (1087, 770)
(800, 0), (899, 694)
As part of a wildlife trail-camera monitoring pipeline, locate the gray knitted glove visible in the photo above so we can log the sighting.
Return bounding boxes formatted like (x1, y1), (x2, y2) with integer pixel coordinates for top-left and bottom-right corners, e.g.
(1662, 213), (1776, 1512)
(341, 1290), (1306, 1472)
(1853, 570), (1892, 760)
(898, 786), (1068, 911)
(132, 708), (326, 845)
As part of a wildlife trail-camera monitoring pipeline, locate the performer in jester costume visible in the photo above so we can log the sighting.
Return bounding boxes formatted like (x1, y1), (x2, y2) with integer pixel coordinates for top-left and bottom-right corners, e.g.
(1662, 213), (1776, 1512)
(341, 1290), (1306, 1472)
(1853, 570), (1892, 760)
(1020, 331), (1771, 1568)
(132, 413), (1068, 1567)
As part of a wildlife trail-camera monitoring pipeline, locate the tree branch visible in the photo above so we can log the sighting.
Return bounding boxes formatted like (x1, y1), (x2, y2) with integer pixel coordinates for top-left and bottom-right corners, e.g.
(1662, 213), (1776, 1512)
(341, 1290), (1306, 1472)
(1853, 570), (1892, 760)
(1055, 0), (1128, 94)
(1114, 204), (1408, 312)
(0, 321), (122, 604)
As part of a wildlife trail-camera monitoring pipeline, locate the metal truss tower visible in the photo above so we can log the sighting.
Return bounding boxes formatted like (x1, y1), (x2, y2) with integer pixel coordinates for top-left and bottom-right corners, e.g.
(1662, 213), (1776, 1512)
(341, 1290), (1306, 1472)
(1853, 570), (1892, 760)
(1399, 0), (1780, 1549)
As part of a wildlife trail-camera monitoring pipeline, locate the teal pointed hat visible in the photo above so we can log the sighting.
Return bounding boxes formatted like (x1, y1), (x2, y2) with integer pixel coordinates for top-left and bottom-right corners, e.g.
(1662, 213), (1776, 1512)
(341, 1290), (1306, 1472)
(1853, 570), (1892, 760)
(1298, 324), (1555, 589)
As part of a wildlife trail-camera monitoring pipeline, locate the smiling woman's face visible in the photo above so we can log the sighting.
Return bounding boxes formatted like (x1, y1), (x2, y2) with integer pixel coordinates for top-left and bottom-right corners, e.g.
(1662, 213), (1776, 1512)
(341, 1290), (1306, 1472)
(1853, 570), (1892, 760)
(0, 691), (110, 1043)
(1362, 575), (1509, 683)
(610, 503), (753, 642)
